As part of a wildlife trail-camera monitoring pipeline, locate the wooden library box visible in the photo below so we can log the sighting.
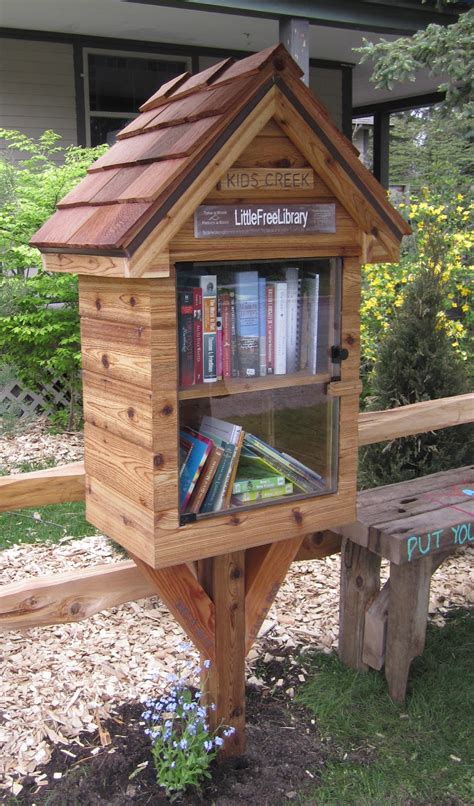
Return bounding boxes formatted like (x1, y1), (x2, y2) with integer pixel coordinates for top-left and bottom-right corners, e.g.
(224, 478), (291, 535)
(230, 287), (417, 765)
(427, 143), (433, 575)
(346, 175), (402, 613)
(31, 44), (409, 569)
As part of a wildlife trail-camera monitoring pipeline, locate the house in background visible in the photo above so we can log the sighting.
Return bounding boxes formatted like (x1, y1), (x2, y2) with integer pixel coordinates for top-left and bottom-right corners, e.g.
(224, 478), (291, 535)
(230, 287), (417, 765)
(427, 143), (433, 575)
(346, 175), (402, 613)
(0, 0), (468, 185)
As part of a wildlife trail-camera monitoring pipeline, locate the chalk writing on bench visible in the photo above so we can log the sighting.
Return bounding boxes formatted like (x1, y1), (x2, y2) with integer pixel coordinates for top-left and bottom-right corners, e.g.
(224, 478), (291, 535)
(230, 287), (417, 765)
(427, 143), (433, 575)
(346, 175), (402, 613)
(406, 522), (472, 562)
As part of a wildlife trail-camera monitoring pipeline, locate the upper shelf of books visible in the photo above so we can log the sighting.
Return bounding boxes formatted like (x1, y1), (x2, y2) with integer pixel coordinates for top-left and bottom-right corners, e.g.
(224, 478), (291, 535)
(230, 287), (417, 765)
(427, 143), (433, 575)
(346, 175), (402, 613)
(177, 258), (341, 397)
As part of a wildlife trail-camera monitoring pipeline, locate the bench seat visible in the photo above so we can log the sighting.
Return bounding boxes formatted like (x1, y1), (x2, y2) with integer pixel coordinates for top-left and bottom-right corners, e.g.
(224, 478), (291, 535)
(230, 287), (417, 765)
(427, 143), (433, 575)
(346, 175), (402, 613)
(335, 466), (474, 701)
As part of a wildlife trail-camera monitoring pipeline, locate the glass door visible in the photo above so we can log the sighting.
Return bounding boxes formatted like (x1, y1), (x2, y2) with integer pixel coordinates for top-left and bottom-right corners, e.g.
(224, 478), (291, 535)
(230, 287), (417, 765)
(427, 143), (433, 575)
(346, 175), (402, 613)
(176, 258), (341, 521)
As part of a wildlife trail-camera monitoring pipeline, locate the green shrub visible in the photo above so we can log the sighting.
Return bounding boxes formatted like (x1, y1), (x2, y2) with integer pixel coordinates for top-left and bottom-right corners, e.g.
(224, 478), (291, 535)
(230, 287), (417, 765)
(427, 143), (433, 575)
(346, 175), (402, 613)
(0, 129), (107, 430)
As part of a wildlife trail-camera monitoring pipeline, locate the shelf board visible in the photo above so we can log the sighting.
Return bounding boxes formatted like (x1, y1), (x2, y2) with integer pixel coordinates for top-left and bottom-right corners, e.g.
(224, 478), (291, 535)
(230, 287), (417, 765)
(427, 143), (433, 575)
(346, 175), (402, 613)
(178, 371), (332, 400)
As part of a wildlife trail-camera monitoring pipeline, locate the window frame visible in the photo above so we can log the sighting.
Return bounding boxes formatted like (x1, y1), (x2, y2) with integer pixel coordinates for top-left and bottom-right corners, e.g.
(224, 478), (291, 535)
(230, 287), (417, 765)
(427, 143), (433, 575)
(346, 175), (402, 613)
(83, 46), (192, 146)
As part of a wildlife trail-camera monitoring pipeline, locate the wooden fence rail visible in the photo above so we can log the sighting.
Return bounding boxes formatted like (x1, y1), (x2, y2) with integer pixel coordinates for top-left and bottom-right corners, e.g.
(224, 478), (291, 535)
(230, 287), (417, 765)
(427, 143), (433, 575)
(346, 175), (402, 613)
(0, 392), (472, 632)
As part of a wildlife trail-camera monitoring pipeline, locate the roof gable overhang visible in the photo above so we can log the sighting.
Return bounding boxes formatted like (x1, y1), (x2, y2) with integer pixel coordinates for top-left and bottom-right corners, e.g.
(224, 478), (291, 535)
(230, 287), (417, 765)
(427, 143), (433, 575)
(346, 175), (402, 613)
(31, 43), (410, 276)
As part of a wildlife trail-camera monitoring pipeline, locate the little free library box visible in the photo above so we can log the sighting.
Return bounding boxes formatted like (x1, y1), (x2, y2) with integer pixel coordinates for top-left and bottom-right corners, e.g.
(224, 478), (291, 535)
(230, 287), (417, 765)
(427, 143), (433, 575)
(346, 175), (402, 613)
(31, 44), (410, 570)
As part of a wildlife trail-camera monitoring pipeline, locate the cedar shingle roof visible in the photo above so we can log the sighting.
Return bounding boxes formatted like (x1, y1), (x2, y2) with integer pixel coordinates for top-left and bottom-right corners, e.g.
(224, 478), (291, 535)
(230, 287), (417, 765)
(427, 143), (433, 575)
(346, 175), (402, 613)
(30, 43), (410, 257)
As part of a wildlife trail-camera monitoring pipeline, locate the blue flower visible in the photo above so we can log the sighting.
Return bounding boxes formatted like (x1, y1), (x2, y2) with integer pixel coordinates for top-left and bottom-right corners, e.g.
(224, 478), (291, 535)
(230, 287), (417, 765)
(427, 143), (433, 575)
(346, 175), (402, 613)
(203, 659), (211, 669)
(223, 727), (236, 737)
(204, 740), (213, 752)
(214, 736), (224, 747)
(180, 738), (188, 750)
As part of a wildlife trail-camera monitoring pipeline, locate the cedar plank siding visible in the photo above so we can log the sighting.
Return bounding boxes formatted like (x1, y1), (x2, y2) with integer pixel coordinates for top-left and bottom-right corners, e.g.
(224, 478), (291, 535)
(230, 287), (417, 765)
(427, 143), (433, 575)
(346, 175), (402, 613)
(0, 39), (77, 153)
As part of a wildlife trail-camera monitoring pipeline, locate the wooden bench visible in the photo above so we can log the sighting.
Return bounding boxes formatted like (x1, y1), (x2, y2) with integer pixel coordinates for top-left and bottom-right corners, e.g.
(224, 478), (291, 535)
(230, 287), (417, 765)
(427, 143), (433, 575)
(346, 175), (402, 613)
(336, 466), (474, 702)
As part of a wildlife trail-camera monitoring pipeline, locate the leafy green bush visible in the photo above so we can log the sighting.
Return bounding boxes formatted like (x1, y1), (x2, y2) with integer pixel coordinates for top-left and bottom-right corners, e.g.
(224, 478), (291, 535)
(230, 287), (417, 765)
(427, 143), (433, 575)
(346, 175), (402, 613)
(0, 129), (107, 429)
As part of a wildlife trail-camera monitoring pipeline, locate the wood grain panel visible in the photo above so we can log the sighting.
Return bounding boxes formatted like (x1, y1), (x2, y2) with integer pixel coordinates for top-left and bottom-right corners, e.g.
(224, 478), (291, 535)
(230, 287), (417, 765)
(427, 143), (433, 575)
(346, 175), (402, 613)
(85, 476), (156, 566)
(80, 317), (152, 388)
(82, 371), (153, 449)
(42, 253), (128, 277)
(79, 277), (153, 326)
(84, 422), (155, 511)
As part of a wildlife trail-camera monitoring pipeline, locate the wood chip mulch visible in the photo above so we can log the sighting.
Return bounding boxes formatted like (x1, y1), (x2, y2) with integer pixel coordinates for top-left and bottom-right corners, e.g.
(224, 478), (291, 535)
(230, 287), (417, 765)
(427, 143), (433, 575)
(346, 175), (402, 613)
(0, 422), (473, 795)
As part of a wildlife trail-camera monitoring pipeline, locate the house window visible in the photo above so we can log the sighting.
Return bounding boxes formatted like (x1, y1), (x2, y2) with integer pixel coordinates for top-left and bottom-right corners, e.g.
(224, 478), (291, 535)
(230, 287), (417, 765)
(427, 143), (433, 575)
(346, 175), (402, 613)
(84, 49), (191, 146)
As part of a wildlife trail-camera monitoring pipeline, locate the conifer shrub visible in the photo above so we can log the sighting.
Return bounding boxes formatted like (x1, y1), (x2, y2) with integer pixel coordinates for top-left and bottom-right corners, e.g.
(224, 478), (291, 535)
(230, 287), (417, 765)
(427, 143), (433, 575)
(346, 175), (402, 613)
(360, 265), (473, 488)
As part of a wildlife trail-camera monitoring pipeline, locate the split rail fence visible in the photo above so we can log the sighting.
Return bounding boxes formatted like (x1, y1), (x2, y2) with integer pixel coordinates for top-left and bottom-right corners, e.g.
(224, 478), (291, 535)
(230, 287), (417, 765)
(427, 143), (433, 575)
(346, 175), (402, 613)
(0, 392), (472, 633)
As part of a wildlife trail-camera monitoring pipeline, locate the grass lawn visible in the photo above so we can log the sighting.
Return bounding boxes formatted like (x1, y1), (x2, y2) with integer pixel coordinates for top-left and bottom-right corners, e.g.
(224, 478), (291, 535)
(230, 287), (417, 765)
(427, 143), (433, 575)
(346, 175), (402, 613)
(298, 607), (474, 805)
(0, 501), (97, 551)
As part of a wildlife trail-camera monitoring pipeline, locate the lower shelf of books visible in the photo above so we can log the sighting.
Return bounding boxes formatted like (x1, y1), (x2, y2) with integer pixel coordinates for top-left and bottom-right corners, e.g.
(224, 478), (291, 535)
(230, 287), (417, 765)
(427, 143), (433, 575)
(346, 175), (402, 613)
(179, 383), (339, 521)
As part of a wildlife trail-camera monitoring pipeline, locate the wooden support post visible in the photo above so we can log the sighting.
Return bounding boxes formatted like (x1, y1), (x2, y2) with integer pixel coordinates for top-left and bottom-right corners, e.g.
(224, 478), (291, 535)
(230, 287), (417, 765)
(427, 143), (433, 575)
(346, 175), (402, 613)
(338, 537), (381, 670)
(385, 557), (432, 702)
(199, 552), (246, 758)
(245, 536), (303, 653)
(132, 556), (216, 662)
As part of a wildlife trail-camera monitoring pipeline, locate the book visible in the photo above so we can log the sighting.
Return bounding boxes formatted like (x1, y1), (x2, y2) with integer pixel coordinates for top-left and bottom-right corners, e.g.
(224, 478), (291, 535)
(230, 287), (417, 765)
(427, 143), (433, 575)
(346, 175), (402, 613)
(235, 270), (260, 378)
(272, 281), (287, 375)
(222, 428), (245, 508)
(216, 298), (223, 381)
(220, 290), (232, 379)
(242, 433), (318, 494)
(232, 482), (293, 505)
(185, 443), (224, 514)
(258, 276), (267, 377)
(192, 287), (203, 385)
(229, 288), (238, 378)
(199, 416), (243, 512)
(200, 275), (217, 382)
(299, 283), (311, 371)
(285, 267), (299, 374)
(179, 427), (213, 510)
(178, 290), (194, 387)
(266, 282), (275, 375)
(232, 455), (287, 494)
(306, 274), (320, 374)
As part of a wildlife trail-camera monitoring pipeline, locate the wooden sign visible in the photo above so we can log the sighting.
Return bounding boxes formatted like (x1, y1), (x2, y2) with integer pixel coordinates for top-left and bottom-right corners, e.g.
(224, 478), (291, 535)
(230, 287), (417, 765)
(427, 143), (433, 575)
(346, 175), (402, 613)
(195, 203), (336, 239)
(218, 168), (315, 191)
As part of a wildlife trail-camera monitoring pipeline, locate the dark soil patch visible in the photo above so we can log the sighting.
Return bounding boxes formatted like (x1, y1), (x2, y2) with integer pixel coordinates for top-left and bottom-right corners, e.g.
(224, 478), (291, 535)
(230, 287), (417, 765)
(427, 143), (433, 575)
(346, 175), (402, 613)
(7, 652), (339, 806)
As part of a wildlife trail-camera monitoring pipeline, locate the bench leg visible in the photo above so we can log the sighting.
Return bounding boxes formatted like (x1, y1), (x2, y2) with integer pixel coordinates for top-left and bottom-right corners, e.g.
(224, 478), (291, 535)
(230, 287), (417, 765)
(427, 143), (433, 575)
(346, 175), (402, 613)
(339, 537), (381, 670)
(385, 557), (432, 703)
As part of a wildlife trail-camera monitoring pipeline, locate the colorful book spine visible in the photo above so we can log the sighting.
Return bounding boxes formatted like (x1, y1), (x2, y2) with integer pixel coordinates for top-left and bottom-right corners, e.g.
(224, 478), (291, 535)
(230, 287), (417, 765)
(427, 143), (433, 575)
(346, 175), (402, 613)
(258, 276), (267, 377)
(235, 270), (260, 378)
(229, 288), (238, 378)
(266, 282), (275, 375)
(179, 428), (213, 510)
(273, 281), (287, 375)
(186, 445), (224, 514)
(200, 441), (235, 513)
(216, 298), (223, 381)
(178, 290), (194, 387)
(285, 267), (299, 374)
(192, 287), (203, 385)
(232, 482), (293, 505)
(200, 275), (217, 382)
(220, 291), (232, 379)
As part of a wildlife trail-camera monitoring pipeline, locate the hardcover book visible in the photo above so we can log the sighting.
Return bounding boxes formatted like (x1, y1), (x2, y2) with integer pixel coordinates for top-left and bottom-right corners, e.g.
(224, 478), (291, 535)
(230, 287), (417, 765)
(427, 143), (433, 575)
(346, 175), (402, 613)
(285, 267), (299, 374)
(179, 427), (213, 510)
(200, 275), (217, 382)
(178, 290), (194, 387)
(272, 281), (287, 375)
(192, 286), (203, 385)
(235, 270), (260, 378)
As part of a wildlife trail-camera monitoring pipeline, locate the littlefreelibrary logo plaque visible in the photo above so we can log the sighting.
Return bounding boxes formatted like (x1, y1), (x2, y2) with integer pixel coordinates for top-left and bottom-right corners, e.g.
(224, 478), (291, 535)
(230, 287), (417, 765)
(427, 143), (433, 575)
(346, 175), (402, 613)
(194, 203), (336, 239)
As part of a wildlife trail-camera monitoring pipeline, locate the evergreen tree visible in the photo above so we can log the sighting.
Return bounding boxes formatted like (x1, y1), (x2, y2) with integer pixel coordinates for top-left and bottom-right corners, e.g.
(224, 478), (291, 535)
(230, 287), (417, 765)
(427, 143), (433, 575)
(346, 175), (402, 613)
(360, 265), (473, 487)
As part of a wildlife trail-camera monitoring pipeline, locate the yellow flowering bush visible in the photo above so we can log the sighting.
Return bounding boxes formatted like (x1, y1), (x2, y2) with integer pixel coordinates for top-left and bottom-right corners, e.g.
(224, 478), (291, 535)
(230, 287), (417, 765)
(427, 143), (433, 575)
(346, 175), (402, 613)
(361, 191), (473, 376)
